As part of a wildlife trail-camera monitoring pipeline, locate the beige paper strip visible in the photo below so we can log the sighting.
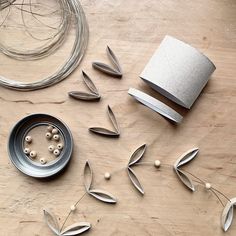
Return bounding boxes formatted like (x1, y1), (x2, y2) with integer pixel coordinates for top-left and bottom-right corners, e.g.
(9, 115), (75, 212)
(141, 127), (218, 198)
(140, 35), (216, 109)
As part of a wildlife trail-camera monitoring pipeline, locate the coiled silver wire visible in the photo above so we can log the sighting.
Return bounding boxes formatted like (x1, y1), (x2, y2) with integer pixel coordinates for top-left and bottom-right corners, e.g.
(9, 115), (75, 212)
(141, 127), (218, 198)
(0, 0), (89, 91)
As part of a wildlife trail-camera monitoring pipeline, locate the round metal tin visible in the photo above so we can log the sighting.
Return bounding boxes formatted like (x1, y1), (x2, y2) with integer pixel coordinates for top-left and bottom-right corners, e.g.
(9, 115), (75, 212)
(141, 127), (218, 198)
(8, 114), (73, 178)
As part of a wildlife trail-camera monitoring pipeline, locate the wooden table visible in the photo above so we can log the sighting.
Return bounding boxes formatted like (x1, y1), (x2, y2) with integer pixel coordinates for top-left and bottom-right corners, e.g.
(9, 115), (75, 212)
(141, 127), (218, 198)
(0, 0), (235, 235)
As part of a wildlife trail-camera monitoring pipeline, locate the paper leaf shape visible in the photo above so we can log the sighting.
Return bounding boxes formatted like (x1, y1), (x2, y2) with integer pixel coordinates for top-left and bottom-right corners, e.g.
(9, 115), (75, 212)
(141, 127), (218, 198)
(88, 127), (119, 137)
(175, 169), (195, 192)
(43, 210), (60, 235)
(222, 198), (236, 232)
(128, 144), (146, 167)
(107, 46), (122, 73)
(82, 71), (99, 95)
(83, 161), (117, 204)
(89, 105), (120, 137)
(68, 91), (100, 101)
(61, 222), (91, 236)
(89, 189), (117, 204)
(83, 161), (93, 192)
(68, 71), (100, 101)
(174, 148), (199, 170)
(127, 167), (144, 195)
(92, 46), (122, 78)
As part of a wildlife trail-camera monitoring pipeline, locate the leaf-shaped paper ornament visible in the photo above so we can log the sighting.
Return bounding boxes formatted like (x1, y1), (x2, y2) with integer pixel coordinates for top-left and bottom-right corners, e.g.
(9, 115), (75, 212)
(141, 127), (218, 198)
(61, 222), (91, 236)
(92, 46), (122, 78)
(128, 144), (146, 167)
(89, 189), (117, 204)
(106, 46), (122, 73)
(127, 167), (144, 195)
(68, 71), (100, 101)
(174, 148), (199, 170)
(175, 169), (195, 192)
(83, 161), (93, 192)
(221, 198), (236, 232)
(89, 105), (120, 137)
(82, 71), (99, 95)
(43, 210), (60, 235)
(88, 127), (119, 137)
(68, 91), (100, 101)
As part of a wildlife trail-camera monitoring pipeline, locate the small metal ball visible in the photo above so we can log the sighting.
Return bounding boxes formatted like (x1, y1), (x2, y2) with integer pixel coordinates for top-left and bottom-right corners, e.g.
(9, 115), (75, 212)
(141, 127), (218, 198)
(47, 126), (53, 132)
(48, 145), (55, 152)
(154, 160), (161, 168)
(25, 136), (32, 143)
(30, 150), (37, 158)
(57, 143), (64, 150)
(52, 128), (59, 134)
(53, 134), (60, 141)
(53, 149), (60, 156)
(24, 148), (30, 154)
(70, 205), (76, 211)
(104, 172), (111, 180)
(40, 158), (47, 165)
(45, 132), (52, 139)
(205, 183), (211, 190)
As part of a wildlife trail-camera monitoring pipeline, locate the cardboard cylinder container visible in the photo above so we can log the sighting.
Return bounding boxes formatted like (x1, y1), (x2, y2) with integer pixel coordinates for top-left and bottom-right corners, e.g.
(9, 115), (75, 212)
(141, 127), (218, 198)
(140, 35), (216, 109)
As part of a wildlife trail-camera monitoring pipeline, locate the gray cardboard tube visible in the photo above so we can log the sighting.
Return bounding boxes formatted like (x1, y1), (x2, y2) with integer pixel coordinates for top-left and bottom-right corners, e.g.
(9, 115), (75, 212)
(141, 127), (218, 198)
(140, 35), (216, 109)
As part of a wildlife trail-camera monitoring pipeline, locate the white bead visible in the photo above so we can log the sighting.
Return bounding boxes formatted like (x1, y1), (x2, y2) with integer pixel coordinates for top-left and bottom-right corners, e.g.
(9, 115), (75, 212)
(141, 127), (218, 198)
(70, 205), (76, 211)
(40, 158), (47, 165)
(154, 160), (161, 168)
(205, 183), (211, 189)
(45, 132), (52, 139)
(53, 149), (60, 156)
(47, 126), (53, 132)
(30, 150), (37, 158)
(24, 148), (30, 154)
(57, 143), (64, 150)
(52, 128), (58, 134)
(53, 134), (60, 141)
(25, 136), (32, 143)
(48, 145), (55, 152)
(104, 172), (111, 180)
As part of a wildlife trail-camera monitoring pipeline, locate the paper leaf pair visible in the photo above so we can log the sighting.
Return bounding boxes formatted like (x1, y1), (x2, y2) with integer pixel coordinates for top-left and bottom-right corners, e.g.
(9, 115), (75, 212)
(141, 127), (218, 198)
(127, 144), (147, 195)
(92, 46), (122, 78)
(44, 210), (91, 236)
(222, 198), (236, 232)
(69, 71), (101, 101)
(89, 105), (120, 137)
(173, 148), (199, 191)
(83, 161), (117, 204)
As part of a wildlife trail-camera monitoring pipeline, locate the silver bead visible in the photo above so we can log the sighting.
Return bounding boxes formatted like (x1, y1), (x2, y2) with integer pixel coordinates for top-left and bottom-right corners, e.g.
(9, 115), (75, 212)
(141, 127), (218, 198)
(24, 148), (30, 154)
(40, 158), (47, 165)
(57, 143), (64, 150)
(30, 150), (37, 158)
(45, 132), (52, 139)
(53, 134), (60, 141)
(52, 128), (59, 134)
(104, 172), (111, 180)
(53, 149), (60, 156)
(48, 145), (55, 152)
(154, 160), (161, 168)
(25, 136), (32, 143)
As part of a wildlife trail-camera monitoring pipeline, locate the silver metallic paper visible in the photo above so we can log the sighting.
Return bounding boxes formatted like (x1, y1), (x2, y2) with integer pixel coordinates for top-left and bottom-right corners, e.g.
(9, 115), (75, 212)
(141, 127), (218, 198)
(140, 35), (216, 109)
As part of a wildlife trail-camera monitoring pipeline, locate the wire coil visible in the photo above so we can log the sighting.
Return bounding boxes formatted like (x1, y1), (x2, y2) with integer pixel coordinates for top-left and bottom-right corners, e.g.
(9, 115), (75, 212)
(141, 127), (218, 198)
(0, 0), (89, 91)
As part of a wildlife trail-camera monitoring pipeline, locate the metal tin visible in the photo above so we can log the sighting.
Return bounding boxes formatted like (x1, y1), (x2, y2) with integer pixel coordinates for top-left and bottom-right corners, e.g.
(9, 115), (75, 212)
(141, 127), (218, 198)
(8, 114), (73, 178)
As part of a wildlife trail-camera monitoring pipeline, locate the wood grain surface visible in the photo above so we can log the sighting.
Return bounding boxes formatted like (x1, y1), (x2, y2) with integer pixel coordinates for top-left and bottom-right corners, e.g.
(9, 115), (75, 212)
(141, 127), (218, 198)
(0, 0), (235, 235)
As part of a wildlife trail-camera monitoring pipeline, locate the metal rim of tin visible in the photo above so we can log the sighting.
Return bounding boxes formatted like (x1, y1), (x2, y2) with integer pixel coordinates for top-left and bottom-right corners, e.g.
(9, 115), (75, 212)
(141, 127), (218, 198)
(8, 114), (73, 178)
